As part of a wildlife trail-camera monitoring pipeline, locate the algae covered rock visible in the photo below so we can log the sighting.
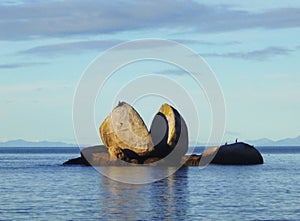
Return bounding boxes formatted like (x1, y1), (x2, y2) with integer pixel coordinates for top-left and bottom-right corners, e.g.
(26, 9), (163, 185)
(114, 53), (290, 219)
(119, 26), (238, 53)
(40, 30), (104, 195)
(99, 102), (154, 157)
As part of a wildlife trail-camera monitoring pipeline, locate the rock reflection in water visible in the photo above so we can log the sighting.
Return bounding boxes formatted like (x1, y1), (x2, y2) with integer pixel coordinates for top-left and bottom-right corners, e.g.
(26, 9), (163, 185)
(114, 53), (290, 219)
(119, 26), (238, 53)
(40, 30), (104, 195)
(98, 167), (189, 221)
(96, 166), (181, 184)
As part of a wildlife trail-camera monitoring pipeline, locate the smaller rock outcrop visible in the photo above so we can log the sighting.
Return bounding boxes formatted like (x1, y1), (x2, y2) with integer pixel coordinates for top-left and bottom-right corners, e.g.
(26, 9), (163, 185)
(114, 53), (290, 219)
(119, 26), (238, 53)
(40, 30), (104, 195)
(63, 156), (87, 165)
(201, 142), (264, 165)
(182, 155), (201, 166)
(63, 145), (107, 166)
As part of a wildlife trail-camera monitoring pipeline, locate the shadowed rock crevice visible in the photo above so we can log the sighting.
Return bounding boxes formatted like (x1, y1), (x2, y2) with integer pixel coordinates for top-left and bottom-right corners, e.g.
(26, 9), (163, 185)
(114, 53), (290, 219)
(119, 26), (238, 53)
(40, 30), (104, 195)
(149, 112), (169, 158)
(149, 104), (188, 162)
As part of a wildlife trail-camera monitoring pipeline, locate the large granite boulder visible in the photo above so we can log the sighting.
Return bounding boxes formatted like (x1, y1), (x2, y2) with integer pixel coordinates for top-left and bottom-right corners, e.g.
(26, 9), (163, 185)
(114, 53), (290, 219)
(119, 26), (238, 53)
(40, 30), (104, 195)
(149, 103), (188, 160)
(99, 102), (188, 164)
(99, 102), (154, 159)
(201, 142), (264, 165)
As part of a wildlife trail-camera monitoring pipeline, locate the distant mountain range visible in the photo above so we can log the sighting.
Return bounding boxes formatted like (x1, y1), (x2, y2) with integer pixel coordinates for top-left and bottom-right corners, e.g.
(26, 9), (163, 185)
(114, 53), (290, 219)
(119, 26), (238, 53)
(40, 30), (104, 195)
(0, 135), (299, 147)
(247, 135), (300, 146)
(196, 135), (300, 147)
(0, 139), (76, 147)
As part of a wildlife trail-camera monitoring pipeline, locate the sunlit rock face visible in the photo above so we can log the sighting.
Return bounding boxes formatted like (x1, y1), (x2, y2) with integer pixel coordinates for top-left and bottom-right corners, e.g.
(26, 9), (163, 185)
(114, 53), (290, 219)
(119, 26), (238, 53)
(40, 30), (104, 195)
(157, 104), (181, 148)
(98, 102), (188, 164)
(99, 102), (154, 157)
(201, 142), (264, 165)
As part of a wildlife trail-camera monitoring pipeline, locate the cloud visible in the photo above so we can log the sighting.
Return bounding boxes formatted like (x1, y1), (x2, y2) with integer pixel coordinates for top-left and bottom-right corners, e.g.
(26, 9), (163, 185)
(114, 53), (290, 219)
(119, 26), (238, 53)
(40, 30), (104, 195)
(171, 39), (241, 46)
(0, 62), (47, 69)
(156, 68), (187, 76)
(20, 39), (185, 56)
(21, 38), (239, 56)
(202, 47), (294, 61)
(1, 1), (300, 40)
(0, 82), (73, 92)
(19, 39), (123, 56)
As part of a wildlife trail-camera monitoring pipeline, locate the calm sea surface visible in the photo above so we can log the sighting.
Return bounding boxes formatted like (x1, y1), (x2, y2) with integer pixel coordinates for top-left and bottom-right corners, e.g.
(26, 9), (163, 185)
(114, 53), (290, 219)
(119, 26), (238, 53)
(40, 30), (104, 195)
(0, 146), (300, 221)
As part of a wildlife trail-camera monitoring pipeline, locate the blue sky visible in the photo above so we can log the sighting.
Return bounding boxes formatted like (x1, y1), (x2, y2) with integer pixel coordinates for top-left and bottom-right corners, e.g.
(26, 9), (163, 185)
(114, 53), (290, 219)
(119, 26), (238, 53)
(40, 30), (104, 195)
(0, 0), (300, 145)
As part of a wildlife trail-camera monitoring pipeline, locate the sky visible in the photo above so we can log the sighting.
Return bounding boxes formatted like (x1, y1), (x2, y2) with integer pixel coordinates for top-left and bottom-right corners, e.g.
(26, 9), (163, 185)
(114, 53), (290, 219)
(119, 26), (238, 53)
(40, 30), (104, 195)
(0, 0), (300, 145)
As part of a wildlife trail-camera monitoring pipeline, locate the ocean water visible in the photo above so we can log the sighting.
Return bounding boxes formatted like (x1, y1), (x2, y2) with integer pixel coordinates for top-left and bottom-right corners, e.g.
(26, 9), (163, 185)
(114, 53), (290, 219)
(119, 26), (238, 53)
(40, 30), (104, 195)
(0, 146), (300, 221)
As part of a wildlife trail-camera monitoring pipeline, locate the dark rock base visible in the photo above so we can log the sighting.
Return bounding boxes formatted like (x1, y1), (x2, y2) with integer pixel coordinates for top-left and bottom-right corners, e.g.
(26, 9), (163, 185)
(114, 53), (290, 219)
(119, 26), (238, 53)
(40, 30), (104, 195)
(63, 142), (264, 166)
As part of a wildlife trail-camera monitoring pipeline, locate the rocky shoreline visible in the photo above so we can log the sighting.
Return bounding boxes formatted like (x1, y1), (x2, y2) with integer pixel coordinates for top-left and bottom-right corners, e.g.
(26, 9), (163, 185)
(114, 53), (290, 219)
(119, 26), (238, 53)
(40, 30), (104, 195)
(63, 142), (264, 166)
